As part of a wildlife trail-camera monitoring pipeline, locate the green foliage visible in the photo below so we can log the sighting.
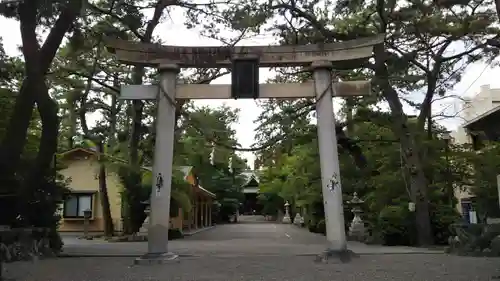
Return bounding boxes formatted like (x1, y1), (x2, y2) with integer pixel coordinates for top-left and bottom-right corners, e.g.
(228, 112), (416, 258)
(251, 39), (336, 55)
(430, 204), (461, 245)
(467, 143), (500, 219)
(447, 223), (500, 256)
(168, 228), (184, 240)
(377, 205), (414, 246)
(115, 164), (194, 233)
(255, 104), (488, 246)
(0, 43), (68, 246)
(174, 105), (248, 223)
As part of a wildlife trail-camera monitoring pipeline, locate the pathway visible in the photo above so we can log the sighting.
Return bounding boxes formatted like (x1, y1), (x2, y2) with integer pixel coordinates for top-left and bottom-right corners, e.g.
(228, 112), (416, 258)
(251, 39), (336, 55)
(58, 216), (439, 257)
(2, 217), (500, 280)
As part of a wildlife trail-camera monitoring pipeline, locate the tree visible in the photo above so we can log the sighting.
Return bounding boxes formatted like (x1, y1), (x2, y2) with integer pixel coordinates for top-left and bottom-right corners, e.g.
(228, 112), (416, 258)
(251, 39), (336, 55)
(221, 0), (500, 245)
(176, 104), (248, 222)
(44, 0), (249, 233)
(465, 143), (500, 219)
(256, 104), (468, 245)
(0, 0), (85, 207)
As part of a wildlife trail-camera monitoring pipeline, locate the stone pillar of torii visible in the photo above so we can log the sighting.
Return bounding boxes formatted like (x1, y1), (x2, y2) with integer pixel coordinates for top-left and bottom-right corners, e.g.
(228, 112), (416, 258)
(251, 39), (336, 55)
(105, 34), (384, 264)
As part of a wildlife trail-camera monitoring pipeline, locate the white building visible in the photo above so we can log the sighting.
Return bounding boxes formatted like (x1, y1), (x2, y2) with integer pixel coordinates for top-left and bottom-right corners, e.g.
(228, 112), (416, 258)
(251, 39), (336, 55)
(452, 84), (500, 145)
(452, 84), (500, 222)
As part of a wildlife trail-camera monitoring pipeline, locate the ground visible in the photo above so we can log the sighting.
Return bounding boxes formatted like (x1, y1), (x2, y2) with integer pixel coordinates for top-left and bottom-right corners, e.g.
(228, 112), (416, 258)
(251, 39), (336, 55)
(3, 216), (500, 281)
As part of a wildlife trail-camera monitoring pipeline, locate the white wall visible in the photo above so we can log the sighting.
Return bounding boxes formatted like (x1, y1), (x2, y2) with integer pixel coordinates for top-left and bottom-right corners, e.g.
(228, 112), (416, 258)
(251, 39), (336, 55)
(450, 85), (500, 217)
(452, 84), (500, 144)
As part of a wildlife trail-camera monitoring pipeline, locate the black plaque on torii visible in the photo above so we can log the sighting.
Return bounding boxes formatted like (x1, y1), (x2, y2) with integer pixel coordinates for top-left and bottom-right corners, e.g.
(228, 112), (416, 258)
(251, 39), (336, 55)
(231, 57), (260, 99)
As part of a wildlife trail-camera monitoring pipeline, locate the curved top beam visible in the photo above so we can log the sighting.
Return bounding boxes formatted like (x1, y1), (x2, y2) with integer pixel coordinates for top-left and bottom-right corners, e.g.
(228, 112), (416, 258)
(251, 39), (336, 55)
(105, 34), (384, 68)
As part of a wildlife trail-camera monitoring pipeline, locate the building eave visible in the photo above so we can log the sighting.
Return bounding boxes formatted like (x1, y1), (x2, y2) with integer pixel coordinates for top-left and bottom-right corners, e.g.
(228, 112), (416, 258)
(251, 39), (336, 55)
(198, 185), (216, 198)
(57, 147), (97, 159)
(462, 105), (500, 132)
(141, 166), (215, 198)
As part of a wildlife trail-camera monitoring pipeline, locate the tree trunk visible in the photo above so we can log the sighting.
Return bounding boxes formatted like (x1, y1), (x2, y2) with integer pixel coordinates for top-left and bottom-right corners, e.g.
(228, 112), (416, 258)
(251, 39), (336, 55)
(119, 0), (173, 233)
(21, 78), (60, 226)
(97, 140), (114, 237)
(345, 99), (354, 135)
(373, 44), (434, 246)
(0, 0), (82, 198)
(386, 91), (433, 246)
(128, 67), (145, 166)
(0, 79), (37, 182)
(121, 67), (145, 234)
(107, 76), (119, 150)
(68, 98), (77, 149)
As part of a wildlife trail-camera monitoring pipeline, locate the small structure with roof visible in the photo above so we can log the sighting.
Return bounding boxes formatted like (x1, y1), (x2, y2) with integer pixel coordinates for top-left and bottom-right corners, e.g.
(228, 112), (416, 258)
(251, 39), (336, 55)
(57, 147), (215, 234)
(141, 166), (215, 231)
(240, 170), (261, 214)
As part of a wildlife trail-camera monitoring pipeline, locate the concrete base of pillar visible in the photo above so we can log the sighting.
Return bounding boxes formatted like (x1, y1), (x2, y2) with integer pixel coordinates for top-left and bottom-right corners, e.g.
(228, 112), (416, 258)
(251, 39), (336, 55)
(134, 252), (180, 265)
(314, 248), (359, 263)
(138, 215), (149, 236)
(282, 215), (291, 224)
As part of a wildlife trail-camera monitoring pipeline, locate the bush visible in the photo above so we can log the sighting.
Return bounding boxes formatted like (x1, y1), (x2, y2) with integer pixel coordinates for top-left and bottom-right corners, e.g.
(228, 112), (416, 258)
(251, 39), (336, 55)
(447, 223), (500, 256)
(307, 218), (318, 233)
(0, 228), (61, 262)
(316, 219), (326, 235)
(168, 228), (183, 240)
(377, 205), (412, 246)
(46, 228), (64, 253)
(430, 204), (461, 245)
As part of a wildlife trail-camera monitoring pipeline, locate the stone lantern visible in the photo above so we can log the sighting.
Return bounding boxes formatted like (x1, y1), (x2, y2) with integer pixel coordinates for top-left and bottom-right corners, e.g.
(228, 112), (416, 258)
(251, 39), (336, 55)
(347, 192), (367, 242)
(293, 208), (304, 226)
(282, 201), (291, 224)
(139, 200), (151, 235)
(408, 202), (416, 212)
(83, 208), (92, 239)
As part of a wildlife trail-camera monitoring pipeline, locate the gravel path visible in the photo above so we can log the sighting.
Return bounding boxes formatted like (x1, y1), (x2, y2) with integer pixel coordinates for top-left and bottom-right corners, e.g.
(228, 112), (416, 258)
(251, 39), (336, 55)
(3, 217), (498, 280)
(61, 219), (440, 256)
(3, 254), (500, 281)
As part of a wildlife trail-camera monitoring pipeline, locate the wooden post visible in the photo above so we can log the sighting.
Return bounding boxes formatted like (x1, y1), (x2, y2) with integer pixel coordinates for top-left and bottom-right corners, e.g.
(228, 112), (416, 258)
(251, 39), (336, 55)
(205, 202), (209, 227)
(208, 203), (212, 226)
(189, 203), (193, 231)
(201, 201), (205, 228)
(194, 202), (198, 229)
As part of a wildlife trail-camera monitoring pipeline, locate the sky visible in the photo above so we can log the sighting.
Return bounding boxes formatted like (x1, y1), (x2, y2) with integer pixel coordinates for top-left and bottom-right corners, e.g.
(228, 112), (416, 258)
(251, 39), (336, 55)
(2, 6), (500, 169)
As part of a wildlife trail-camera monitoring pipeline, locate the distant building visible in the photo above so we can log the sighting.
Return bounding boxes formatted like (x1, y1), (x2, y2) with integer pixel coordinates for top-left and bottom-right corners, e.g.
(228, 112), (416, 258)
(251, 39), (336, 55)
(240, 170), (261, 215)
(453, 84), (500, 147)
(452, 84), (500, 222)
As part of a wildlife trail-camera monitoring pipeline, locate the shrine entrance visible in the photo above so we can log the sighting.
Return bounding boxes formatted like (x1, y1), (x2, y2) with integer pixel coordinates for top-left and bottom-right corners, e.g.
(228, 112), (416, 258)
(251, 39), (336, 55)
(105, 34), (383, 263)
(241, 170), (261, 215)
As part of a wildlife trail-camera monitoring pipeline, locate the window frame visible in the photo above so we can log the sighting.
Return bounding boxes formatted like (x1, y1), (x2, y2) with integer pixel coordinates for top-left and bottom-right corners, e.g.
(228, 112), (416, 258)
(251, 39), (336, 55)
(63, 192), (95, 219)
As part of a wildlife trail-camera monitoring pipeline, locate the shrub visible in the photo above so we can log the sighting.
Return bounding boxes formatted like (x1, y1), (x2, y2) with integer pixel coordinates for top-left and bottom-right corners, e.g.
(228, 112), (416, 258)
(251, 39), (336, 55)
(168, 229), (183, 240)
(430, 204), (461, 245)
(316, 219), (326, 235)
(377, 205), (412, 246)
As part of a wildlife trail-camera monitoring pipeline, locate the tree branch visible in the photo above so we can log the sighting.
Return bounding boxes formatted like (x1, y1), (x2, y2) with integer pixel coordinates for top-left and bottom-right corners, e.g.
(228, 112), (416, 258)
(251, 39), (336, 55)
(18, 1), (40, 72)
(441, 42), (484, 62)
(60, 68), (120, 94)
(40, 0), (84, 73)
(87, 3), (145, 41)
(269, 3), (342, 40)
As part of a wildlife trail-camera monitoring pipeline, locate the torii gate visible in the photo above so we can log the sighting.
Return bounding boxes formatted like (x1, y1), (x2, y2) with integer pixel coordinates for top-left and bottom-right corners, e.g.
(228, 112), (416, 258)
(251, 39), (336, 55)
(105, 34), (384, 263)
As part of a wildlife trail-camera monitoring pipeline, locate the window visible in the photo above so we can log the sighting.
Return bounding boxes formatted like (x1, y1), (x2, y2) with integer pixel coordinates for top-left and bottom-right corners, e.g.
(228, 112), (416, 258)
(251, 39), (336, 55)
(63, 193), (93, 218)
